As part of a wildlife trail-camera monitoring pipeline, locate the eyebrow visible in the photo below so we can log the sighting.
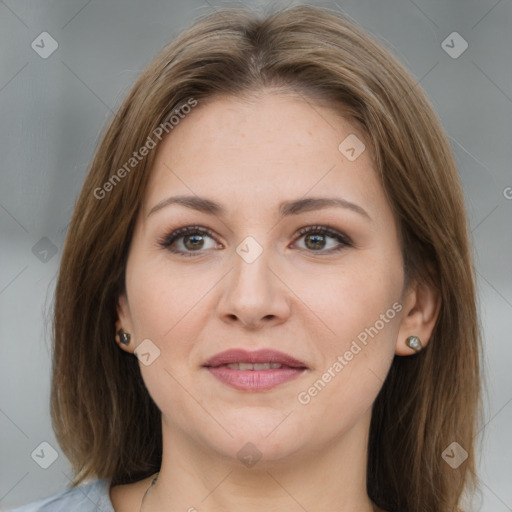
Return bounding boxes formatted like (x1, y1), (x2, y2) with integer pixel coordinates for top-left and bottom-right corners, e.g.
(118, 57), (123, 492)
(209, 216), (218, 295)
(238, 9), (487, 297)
(147, 195), (371, 220)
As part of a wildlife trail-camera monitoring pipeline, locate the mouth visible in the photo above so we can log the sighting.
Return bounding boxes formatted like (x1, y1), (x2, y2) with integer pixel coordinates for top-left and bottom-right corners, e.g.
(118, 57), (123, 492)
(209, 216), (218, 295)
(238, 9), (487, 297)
(217, 362), (294, 370)
(202, 349), (308, 392)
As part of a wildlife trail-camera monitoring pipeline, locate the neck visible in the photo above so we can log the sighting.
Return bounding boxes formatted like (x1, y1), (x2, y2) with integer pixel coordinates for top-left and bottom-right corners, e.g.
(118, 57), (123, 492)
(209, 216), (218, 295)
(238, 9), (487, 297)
(144, 410), (376, 512)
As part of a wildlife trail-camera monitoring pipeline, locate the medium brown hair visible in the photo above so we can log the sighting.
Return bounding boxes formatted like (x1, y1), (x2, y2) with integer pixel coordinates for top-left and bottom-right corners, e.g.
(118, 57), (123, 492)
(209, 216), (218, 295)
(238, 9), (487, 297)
(51, 5), (482, 511)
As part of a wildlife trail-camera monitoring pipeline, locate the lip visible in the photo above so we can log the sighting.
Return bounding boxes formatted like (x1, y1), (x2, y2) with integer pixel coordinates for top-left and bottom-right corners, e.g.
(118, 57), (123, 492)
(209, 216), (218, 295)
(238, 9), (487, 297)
(202, 349), (308, 392)
(203, 349), (308, 369)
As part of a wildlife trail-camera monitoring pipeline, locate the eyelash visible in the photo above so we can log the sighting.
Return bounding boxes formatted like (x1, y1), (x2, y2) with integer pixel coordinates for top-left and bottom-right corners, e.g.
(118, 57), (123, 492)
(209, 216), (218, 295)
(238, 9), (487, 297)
(157, 224), (353, 257)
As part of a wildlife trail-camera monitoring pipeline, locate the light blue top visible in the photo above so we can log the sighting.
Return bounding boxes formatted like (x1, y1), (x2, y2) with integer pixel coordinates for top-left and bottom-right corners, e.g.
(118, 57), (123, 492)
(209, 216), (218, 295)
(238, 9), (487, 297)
(8, 479), (115, 512)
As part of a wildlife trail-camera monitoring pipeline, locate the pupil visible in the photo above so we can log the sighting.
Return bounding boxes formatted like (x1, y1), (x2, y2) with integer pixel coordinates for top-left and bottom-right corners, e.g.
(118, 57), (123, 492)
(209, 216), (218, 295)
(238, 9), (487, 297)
(306, 234), (325, 250)
(184, 235), (203, 250)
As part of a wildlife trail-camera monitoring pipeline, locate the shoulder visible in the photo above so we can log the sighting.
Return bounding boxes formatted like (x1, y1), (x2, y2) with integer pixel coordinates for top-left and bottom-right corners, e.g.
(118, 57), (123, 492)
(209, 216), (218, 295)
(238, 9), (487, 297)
(8, 479), (114, 512)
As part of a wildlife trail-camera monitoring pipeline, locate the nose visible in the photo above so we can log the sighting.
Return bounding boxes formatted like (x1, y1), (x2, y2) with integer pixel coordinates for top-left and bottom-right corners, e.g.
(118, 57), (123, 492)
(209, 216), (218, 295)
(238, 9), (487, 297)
(216, 243), (291, 330)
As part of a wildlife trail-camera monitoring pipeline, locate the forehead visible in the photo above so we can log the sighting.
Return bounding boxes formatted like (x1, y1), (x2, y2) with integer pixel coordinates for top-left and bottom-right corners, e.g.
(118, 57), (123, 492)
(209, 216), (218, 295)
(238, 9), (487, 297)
(141, 92), (385, 222)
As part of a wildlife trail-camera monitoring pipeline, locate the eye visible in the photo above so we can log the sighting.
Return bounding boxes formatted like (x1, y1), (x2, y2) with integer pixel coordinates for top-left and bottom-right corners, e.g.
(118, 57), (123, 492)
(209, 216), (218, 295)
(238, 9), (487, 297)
(292, 225), (352, 253)
(158, 224), (352, 257)
(158, 225), (220, 257)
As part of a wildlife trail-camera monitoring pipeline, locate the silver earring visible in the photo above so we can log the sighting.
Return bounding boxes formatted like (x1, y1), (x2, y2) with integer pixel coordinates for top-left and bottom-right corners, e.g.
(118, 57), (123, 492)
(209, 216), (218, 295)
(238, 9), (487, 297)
(406, 335), (422, 352)
(117, 329), (131, 346)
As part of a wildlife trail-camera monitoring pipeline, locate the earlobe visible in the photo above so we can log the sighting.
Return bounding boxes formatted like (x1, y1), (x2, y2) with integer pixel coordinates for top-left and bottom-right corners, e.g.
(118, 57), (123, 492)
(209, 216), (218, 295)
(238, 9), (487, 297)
(114, 324), (135, 354)
(405, 335), (423, 352)
(117, 329), (131, 347)
(115, 294), (135, 354)
(395, 278), (441, 356)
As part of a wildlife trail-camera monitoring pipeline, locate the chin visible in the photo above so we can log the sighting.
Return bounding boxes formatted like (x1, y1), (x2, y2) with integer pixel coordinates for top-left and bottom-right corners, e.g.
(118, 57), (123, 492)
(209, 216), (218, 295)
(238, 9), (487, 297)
(197, 414), (310, 463)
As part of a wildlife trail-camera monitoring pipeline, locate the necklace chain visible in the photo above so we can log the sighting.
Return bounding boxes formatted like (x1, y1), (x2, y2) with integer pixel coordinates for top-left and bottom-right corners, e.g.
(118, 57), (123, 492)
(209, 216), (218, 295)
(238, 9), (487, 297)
(139, 472), (159, 512)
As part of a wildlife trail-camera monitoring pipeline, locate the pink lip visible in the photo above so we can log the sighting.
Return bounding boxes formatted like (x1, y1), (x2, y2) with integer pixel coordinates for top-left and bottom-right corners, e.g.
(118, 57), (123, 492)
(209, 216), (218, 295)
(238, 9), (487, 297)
(203, 348), (307, 369)
(203, 349), (308, 392)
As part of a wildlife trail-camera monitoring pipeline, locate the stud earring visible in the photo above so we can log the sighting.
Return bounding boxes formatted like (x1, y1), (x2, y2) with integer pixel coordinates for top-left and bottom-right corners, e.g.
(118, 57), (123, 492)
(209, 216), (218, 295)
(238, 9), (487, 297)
(117, 328), (131, 346)
(406, 335), (422, 352)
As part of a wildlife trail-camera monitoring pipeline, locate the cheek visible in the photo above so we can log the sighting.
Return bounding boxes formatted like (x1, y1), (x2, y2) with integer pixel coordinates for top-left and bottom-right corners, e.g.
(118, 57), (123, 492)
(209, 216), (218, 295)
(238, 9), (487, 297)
(294, 252), (402, 344)
(295, 298), (399, 440)
(126, 253), (208, 339)
(292, 254), (401, 409)
(124, 254), (209, 414)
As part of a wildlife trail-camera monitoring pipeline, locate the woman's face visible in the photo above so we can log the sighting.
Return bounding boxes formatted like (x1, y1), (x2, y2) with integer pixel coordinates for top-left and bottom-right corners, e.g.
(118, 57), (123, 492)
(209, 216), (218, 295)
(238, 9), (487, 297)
(117, 91), (414, 463)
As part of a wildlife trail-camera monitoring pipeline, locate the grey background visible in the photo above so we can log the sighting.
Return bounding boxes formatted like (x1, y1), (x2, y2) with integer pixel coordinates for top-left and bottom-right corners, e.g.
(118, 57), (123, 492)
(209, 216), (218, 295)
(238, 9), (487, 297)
(0, 0), (511, 510)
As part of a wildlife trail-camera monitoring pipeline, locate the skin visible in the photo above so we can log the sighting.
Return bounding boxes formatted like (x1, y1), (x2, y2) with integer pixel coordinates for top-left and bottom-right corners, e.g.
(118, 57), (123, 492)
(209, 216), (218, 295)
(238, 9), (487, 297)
(111, 91), (440, 512)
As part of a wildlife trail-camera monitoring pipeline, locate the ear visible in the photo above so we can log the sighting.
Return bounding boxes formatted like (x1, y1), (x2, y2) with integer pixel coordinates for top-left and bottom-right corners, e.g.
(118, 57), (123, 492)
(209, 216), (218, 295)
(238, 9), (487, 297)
(395, 277), (441, 356)
(115, 292), (136, 354)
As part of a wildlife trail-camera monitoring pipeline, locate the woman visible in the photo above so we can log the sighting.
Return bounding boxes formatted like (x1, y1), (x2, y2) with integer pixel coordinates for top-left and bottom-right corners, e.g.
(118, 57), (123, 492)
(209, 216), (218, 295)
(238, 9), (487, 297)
(11, 4), (481, 512)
